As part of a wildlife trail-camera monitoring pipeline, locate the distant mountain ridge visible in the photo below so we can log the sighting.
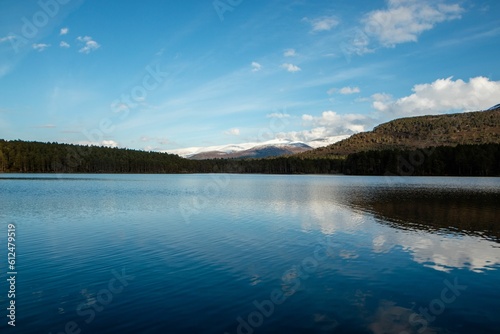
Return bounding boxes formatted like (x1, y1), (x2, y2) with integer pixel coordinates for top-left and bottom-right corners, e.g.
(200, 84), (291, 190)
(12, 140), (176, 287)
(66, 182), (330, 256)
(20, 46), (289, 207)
(188, 142), (311, 160)
(301, 107), (500, 158)
(167, 136), (350, 159)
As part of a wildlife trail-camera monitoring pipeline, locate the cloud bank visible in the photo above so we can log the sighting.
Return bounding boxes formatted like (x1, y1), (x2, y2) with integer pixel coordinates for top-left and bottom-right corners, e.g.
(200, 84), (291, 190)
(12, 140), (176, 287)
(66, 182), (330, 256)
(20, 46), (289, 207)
(372, 76), (500, 116)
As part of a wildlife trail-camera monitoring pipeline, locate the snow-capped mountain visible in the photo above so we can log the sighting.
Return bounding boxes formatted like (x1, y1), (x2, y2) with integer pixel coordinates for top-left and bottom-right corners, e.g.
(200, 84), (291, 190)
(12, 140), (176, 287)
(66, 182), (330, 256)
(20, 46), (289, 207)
(487, 104), (500, 111)
(165, 135), (350, 159)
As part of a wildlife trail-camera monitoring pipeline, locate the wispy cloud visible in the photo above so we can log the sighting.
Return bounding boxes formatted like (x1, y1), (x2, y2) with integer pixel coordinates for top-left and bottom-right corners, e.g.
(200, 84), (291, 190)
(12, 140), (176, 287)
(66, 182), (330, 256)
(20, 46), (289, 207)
(339, 27), (373, 56)
(284, 49), (296, 57)
(32, 43), (50, 52)
(0, 35), (15, 43)
(371, 76), (500, 116)
(224, 128), (240, 136)
(303, 16), (340, 32)
(34, 124), (57, 128)
(251, 61), (262, 72)
(77, 36), (100, 54)
(281, 63), (301, 73)
(326, 88), (336, 95)
(327, 86), (361, 95)
(266, 112), (290, 119)
(60, 27), (69, 36)
(60, 41), (70, 48)
(339, 86), (361, 95)
(155, 48), (165, 56)
(436, 26), (500, 48)
(363, 0), (464, 47)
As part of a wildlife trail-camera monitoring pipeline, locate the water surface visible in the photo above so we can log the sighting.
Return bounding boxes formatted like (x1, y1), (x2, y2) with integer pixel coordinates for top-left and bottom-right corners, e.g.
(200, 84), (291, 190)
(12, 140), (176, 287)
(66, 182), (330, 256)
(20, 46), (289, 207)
(0, 174), (499, 333)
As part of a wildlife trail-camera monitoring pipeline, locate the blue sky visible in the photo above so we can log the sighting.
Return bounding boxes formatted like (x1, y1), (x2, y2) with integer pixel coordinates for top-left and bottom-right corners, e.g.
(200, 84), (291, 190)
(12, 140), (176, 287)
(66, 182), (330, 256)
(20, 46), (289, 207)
(1, 0), (499, 151)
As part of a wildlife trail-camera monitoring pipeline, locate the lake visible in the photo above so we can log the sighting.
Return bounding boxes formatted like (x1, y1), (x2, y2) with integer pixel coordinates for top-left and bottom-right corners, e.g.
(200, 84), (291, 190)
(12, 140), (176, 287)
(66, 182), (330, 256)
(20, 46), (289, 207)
(1, 174), (499, 334)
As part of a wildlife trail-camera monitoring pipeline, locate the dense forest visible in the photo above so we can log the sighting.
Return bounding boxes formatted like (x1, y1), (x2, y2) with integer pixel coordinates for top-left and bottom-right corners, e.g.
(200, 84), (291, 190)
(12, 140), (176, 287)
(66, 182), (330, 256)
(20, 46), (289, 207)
(301, 108), (500, 157)
(343, 143), (500, 176)
(0, 140), (193, 173)
(1, 139), (499, 176)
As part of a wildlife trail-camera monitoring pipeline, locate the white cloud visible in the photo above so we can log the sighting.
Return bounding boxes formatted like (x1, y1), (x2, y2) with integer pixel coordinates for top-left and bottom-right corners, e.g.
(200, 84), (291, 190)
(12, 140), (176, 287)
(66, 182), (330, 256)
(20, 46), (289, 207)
(266, 112), (290, 119)
(77, 36), (100, 54)
(224, 128), (240, 136)
(60, 27), (69, 35)
(363, 0), (464, 47)
(78, 140), (119, 148)
(372, 229), (500, 273)
(340, 27), (373, 56)
(304, 16), (340, 32)
(372, 93), (393, 112)
(284, 49), (296, 57)
(0, 35), (15, 43)
(327, 86), (361, 95)
(60, 41), (70, 48)
(302, 111), (371, 135)
(339, 86), (361, 95)
(251, 62), (262, 72)
(281, 63), (301, 73)
(278, 127), (331, 142)
(326, 88), (337, 95)
(32, 43), (50, 52)
(276, 127), (352, 143)
(372, 76), (500, 116)
(102, 140), (118, 148)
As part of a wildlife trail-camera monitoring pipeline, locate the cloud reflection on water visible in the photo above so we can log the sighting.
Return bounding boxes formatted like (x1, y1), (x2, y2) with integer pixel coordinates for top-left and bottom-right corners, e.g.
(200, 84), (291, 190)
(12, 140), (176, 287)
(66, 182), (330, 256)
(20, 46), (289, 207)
(291, 181), (500, 273)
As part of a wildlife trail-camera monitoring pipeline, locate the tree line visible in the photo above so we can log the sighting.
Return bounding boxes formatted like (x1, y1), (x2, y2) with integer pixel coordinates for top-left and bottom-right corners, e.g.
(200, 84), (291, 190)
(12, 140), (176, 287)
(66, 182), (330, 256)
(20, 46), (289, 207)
(343, 143), (500, 176)
(1, 139), (499, 176)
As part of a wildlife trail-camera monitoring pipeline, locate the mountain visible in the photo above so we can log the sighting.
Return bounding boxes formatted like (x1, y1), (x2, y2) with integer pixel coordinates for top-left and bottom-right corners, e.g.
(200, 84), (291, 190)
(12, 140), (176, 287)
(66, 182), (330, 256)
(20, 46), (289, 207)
(167, 136), (350, 159)
(188, 142), (311, 160)
(301, 108), (500, 158)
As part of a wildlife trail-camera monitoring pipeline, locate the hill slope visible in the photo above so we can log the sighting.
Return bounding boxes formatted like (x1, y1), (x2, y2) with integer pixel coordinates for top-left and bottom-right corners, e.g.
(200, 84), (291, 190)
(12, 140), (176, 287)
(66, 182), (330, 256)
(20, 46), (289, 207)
(301, 108), (500, 158)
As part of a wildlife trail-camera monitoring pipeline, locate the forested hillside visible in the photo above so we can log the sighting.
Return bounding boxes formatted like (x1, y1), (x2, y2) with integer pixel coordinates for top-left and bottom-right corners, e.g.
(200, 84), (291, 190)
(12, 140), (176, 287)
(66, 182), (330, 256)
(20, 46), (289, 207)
(302, 108), (500, 158)
(1, 139), (499, 176)
(2, 109), (499, 176)
(343, 143), (500, 176)
(0, 140), (194, 173)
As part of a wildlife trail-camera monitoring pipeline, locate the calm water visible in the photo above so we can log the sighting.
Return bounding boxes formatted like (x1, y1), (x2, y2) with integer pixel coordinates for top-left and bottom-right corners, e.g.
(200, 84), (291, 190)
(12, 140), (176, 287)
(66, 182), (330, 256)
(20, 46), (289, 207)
(0, 174), (499, 334)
